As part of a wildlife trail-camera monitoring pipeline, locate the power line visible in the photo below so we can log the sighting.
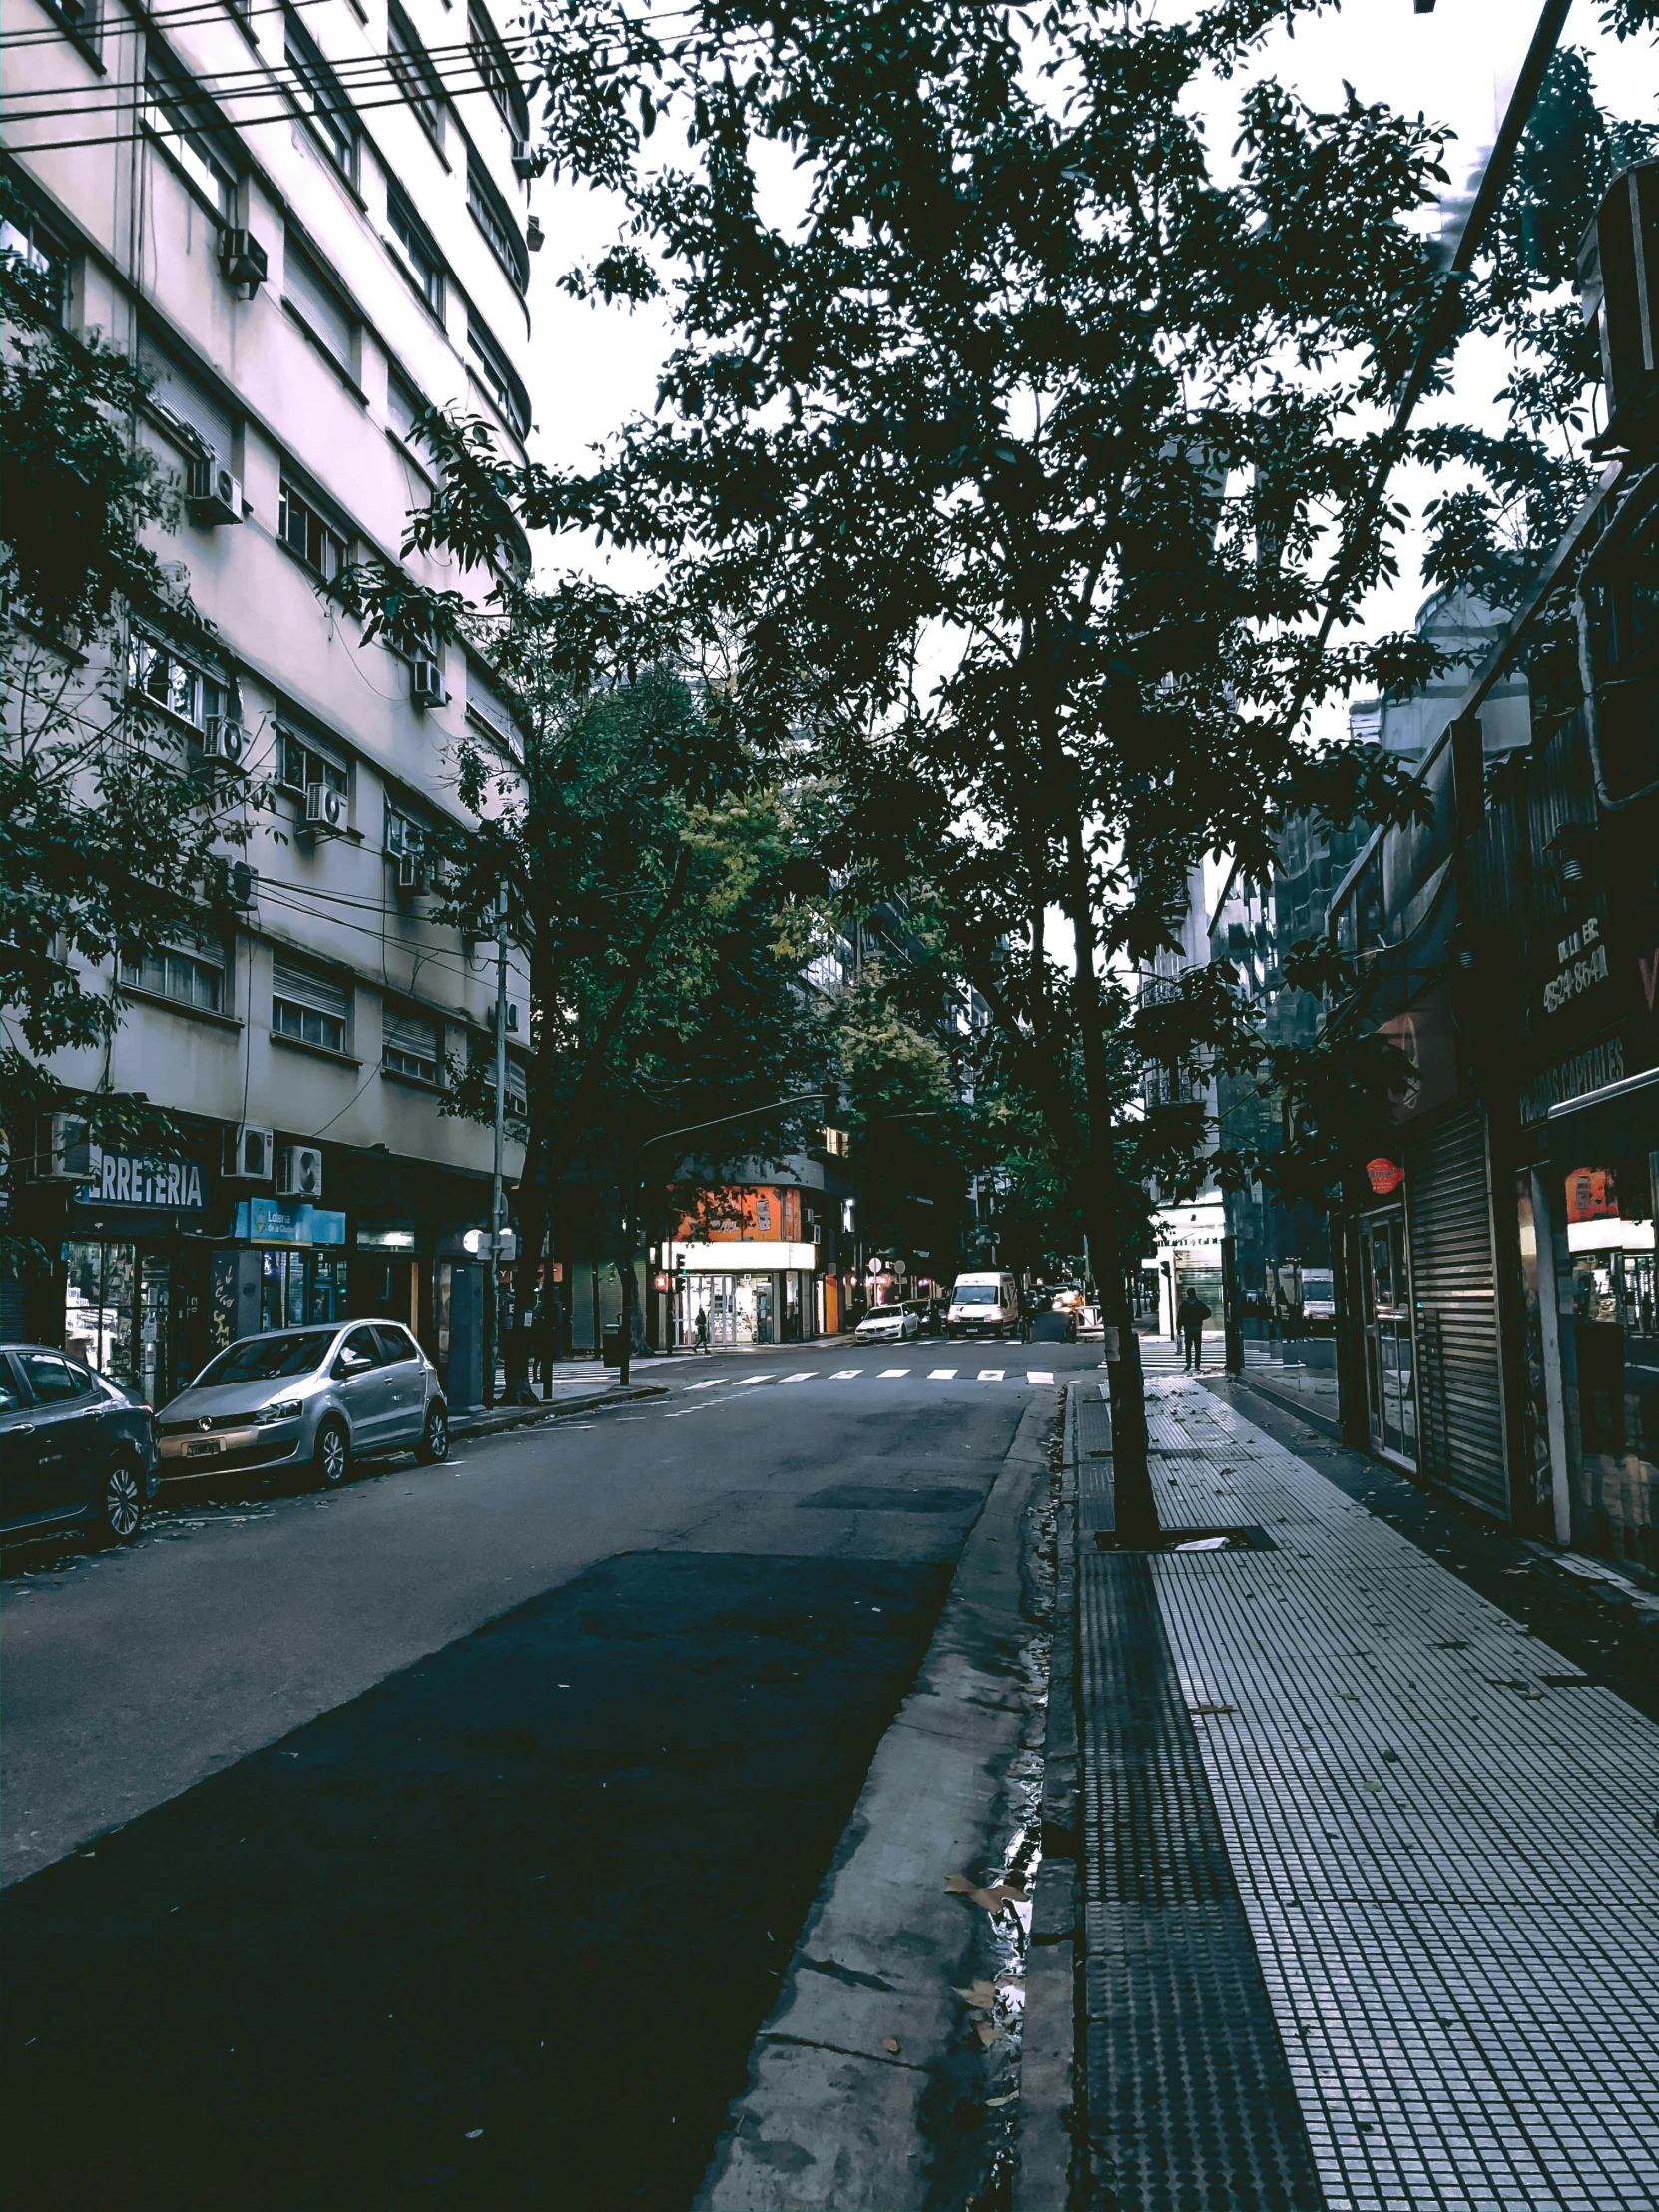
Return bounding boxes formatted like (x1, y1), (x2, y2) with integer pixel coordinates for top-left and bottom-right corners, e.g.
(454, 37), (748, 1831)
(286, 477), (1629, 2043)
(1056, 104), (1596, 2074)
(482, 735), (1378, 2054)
(0, 0), (336, 52)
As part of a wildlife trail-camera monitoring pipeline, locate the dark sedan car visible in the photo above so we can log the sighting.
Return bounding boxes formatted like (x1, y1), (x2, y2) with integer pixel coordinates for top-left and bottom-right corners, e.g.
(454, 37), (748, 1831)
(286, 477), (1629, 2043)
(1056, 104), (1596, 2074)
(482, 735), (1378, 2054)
(0, 1344), (160, 1543)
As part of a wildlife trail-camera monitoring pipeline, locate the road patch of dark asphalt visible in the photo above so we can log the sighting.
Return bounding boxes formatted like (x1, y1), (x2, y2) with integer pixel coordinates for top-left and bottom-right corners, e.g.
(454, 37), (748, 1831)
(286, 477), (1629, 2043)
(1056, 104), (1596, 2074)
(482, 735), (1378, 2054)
(2, 1549), (954, 2211)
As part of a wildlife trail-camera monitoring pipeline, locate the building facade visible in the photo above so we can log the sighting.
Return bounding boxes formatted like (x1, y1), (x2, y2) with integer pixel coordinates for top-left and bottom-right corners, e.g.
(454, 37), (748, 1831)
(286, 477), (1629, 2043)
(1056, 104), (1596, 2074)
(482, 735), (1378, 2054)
(5, 0), (535, 1405)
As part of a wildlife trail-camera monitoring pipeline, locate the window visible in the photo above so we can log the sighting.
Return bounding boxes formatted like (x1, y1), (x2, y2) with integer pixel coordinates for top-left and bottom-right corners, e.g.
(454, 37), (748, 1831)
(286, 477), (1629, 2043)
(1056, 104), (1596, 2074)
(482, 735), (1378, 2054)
(0, 209), (70, 324)
(468, 2), (527, 138)
(278, 477), (348, 580)
(284, 8), (356, 182)
(282, 240), (356, 373)
(277, 728), (347, 799)
(384, 1007), (439, 1082)
(467, 317), (530, 437)
(384, 805), (425, 857)
(273, 956), (348, 1054)
(127, 634), (226, 733)
(121, 942), (225, 1014)
(386, 189), (444, 315)
(144, 58), (237, 220)
(467, 155), (527, 292)
(471, 1039), (528, 1117)
(388, 4), (445, 141)
(373, 1324), (420, 1364)
(333, 1325), (385, 1374)
(18, 1350), (89, 1403)
(387, 368), (427, 445)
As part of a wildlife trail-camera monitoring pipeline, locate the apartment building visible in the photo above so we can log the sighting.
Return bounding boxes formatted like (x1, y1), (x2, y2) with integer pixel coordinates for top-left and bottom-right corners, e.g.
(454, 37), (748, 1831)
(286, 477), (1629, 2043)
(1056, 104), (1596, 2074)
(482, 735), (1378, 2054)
(4, 0), (535, 1405)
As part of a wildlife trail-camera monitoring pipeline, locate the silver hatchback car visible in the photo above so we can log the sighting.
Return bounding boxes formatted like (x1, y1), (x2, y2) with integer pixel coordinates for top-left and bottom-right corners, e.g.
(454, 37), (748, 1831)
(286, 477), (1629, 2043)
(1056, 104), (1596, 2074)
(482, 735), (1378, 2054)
(157, 1320), (449, 1489)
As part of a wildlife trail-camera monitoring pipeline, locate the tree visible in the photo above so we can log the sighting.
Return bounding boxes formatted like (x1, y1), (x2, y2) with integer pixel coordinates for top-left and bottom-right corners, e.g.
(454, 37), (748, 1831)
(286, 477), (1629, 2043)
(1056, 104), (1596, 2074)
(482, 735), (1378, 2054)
(509, 0), (1468, 1527)
(334, 518), (830, 1380)
(1, 188), (250, 1278)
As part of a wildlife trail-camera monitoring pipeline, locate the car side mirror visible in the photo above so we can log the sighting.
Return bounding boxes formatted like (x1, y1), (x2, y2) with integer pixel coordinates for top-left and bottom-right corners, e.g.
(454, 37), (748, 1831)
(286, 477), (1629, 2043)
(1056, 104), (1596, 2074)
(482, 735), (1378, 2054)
(335, 1351), (371, 1377)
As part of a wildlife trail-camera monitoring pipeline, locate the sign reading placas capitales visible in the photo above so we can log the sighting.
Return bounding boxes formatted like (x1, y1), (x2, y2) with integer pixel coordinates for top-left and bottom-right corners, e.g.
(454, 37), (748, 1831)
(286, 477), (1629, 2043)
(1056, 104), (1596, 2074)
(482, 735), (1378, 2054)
(76, 1152), (207, 1210)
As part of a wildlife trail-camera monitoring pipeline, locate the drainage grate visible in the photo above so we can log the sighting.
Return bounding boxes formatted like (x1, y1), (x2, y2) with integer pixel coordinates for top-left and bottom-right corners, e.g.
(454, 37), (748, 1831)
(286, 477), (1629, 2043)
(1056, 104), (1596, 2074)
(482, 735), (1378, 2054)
(1078, 1552), (1324, 2209)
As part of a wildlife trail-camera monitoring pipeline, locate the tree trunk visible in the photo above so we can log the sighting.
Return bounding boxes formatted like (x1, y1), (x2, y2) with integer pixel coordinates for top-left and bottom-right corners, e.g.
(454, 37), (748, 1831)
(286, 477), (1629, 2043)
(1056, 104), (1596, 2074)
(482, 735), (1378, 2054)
(1059, 810), (1155, 1542)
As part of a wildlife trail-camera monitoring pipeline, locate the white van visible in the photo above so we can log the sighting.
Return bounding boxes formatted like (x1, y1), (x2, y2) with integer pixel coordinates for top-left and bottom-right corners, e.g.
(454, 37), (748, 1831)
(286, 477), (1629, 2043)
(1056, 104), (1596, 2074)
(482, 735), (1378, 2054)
(946, 1271), (1020, 1340)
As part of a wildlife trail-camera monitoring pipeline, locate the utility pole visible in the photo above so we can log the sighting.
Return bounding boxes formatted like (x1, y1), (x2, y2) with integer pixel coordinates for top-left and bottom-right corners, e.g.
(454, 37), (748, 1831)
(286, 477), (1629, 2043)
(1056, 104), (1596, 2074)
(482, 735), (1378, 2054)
(486, 877), (509, 1409)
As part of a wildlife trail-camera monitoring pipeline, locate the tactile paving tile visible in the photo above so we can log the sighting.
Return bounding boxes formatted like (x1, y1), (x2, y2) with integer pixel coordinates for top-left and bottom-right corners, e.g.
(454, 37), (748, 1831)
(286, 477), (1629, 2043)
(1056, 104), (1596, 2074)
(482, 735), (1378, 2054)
(1078, 1550), (1325, 2209)
(1077, 1390), (1117, 1534)
(1139, 1379), (1659, 2212)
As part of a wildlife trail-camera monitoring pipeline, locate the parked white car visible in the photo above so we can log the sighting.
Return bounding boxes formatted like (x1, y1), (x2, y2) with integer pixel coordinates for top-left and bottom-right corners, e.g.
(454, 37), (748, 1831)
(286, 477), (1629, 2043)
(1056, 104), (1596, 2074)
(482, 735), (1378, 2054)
(855, 1305), (921, 1344)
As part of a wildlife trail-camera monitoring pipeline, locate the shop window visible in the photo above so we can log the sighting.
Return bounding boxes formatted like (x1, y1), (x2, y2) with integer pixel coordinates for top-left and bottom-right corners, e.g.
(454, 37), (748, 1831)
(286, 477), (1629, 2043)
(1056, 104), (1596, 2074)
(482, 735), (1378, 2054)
(260, 1249), (347, 1331)
(120, 941), (225, 1013)
(273, 955), (348, 1054)
(278, 476), (348, 580)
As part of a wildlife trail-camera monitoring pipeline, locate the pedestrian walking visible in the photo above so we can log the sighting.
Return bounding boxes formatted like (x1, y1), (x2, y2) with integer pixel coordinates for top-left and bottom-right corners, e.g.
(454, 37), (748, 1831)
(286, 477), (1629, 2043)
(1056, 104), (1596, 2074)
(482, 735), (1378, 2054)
(1177, 1287), (1211, 1372)
(694, 1305), (710, 1353)
(1018, 1284), (1034, 1344)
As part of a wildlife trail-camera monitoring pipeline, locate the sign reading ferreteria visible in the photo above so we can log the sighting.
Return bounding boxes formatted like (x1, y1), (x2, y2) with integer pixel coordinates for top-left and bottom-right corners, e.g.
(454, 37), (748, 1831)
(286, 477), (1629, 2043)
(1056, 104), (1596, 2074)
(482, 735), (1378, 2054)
(75, 1151), (208, 1210)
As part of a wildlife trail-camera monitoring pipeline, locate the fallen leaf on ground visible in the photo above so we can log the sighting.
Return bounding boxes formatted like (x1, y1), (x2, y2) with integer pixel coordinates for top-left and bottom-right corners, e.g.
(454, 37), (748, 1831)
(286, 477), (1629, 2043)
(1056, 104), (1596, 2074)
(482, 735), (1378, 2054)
(986, 2094), (1018, 2108)
(944, 1872), (1028, 1911)
(975, 2022), (1008, 2047)
(953, 1980), (1001, 2008)
(882, 2037), (901, 2055)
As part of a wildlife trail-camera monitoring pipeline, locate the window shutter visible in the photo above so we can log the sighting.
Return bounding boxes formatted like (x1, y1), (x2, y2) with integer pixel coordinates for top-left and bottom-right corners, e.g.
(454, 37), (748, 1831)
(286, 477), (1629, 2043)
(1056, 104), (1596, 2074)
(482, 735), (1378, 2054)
(273, 957), (347, 1021)
(284, 244), (353, 369)
(384, 1009), (437, 1058)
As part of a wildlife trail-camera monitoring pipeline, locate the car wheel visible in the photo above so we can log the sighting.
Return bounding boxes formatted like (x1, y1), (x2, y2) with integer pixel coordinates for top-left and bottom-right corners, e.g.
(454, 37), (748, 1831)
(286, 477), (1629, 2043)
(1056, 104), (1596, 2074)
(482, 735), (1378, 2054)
(416, 1403), (449, 1464)
(314, 1418), (350, 1489)
(99, 1455), (146, 1543)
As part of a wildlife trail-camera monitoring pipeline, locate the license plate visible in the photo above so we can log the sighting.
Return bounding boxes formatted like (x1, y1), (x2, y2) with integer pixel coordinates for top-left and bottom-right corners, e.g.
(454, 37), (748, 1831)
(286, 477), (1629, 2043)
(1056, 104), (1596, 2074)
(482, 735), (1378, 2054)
(184, 1438), (223, 1458)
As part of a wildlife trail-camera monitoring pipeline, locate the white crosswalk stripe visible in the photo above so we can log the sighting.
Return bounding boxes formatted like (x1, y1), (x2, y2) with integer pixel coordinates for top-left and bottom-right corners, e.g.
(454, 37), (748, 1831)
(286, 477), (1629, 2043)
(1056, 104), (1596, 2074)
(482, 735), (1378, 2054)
(685, 1379), (723, 1390)
(675, 1362), (1065, 1400)
(928, 1368), (957, 1379)
(978, 1368), (1005, 1381)
(735, 1376), (770, 1386)
(1027, 1370), (1054, 1384)
(782, 1372), (817, 1382)
(879, 1368), (909, 1378)
(830, 1369), (862, 1379)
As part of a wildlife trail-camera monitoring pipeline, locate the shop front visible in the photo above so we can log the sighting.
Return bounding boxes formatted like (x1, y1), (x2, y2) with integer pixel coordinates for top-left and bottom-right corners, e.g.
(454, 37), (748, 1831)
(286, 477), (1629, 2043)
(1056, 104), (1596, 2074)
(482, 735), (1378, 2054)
(1516, 1035), (1659, 1577)
(668, 1239), (820, 1346)
(59, 1142), (223, 1407)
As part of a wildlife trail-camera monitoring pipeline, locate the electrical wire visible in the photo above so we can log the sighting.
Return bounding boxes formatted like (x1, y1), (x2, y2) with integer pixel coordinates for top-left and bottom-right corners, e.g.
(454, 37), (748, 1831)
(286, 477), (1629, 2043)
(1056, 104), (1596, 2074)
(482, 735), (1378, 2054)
(0, 0), (336, 51)
(1, 47), (523, 128)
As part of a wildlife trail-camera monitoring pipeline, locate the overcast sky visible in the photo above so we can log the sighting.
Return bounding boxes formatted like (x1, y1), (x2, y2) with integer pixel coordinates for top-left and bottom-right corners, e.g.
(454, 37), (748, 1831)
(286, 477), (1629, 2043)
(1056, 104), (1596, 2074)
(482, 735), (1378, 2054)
(518, 1), (1659, 634)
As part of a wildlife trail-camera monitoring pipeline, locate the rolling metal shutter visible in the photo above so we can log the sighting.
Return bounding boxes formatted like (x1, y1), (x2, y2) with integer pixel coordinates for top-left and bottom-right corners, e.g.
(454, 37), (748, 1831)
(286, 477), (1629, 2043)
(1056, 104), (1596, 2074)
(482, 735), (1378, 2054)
(1404, 1106), (1510, 1520)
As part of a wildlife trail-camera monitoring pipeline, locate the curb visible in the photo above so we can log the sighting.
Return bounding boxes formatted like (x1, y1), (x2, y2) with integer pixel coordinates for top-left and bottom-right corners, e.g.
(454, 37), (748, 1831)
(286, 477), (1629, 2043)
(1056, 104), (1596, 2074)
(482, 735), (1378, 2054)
(451, 1383), (668, 1439)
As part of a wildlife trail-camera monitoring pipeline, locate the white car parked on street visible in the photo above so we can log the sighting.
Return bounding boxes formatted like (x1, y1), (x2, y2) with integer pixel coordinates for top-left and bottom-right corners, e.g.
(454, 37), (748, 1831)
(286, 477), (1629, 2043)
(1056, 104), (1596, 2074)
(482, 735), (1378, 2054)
(854, 1304), (922, 1345)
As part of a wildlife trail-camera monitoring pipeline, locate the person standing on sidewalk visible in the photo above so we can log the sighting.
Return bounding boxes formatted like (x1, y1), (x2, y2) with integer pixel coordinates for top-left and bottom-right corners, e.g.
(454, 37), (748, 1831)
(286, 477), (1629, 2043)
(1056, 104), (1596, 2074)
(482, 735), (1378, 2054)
(1178, 1287), (1211, 1372)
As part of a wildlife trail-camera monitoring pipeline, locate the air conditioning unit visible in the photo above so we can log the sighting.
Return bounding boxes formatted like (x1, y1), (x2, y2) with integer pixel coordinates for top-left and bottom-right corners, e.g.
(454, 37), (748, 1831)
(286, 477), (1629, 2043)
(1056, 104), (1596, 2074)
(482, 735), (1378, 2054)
(1579, 160), (1659, 456)
(395, 853), (428, 894)
(202, 716), (248, 770)
(34, 1113), (101, 1183)
(510, 137), (536, 179)
(304, 781), (347, 836)
(185, 456), (244, 526)
(218, 226), (269, 293)
(276, 1144), (324, 1200)
(225, 1123), (275, 1180)
(410, 656), (448, 708)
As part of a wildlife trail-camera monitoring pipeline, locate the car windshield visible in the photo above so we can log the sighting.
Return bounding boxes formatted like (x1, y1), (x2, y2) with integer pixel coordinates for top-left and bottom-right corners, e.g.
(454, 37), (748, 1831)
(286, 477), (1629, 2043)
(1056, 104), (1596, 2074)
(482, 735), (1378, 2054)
(952, 1285), (997, 1304)
(193, 1330), (335, 1386)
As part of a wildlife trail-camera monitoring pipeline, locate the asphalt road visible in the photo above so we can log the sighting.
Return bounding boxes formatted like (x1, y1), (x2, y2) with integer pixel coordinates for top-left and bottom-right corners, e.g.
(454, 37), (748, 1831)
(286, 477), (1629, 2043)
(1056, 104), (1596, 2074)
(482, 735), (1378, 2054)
(1, 1338), (1091, 2212)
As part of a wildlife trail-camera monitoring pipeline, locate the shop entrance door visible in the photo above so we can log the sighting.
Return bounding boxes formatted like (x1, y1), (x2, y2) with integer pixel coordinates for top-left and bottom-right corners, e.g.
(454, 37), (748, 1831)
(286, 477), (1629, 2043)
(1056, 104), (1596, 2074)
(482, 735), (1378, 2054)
(1361, 1210), (1416, 1465)
(64, 1242), (173, 1406)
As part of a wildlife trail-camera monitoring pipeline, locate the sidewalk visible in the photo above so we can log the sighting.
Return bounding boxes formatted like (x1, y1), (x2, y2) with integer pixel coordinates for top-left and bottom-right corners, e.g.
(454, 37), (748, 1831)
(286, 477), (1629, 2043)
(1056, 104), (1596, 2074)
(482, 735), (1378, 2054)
(1042, 1375), (1659, 2212)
